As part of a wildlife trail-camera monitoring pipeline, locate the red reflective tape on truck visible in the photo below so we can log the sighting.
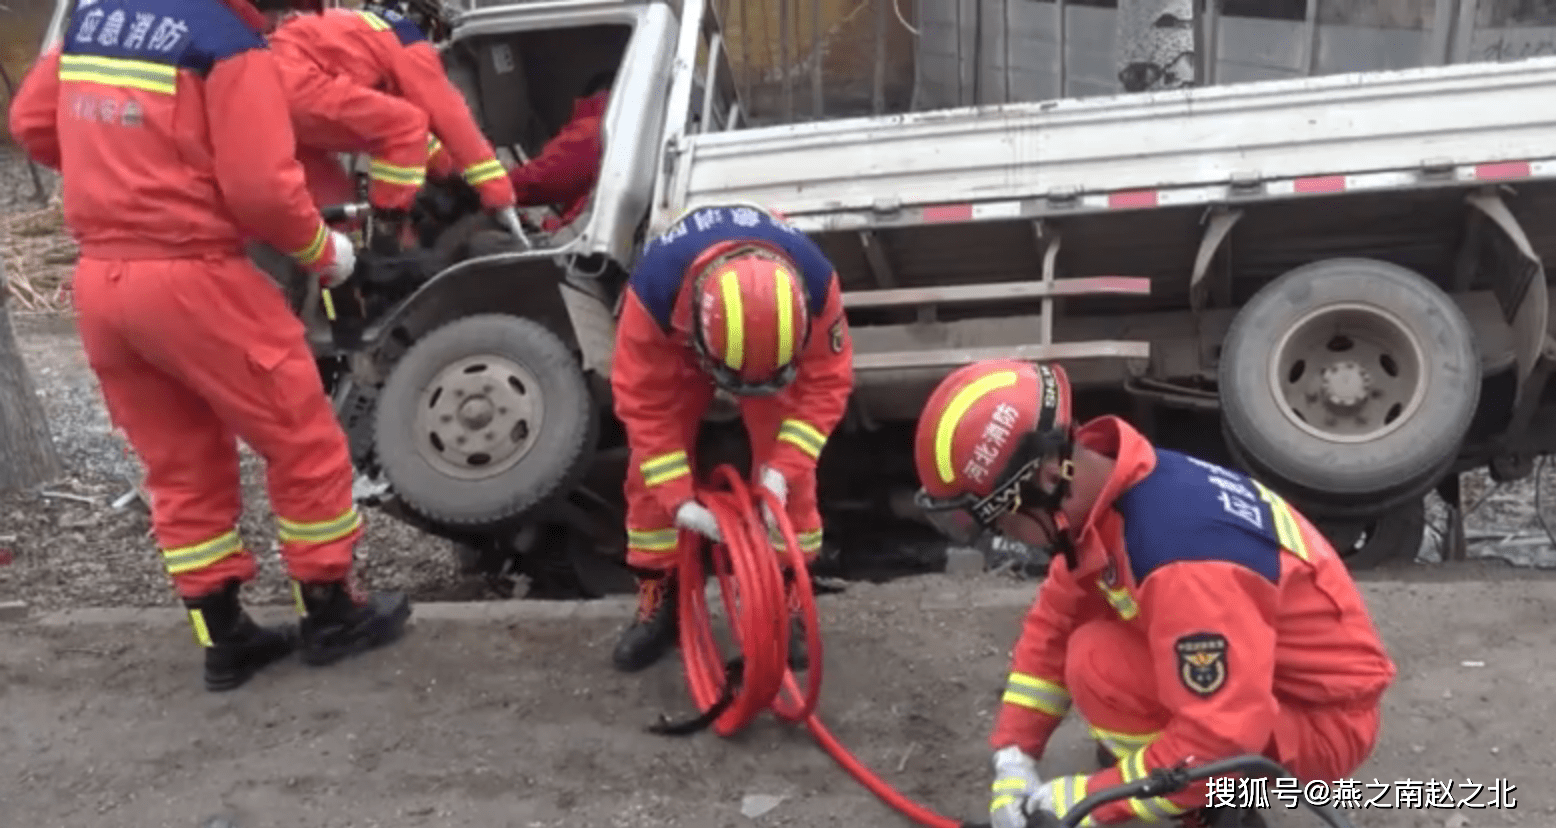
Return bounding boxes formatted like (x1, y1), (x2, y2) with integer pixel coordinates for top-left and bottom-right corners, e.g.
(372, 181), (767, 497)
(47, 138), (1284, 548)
(1108, 190), (1159, 209)
(921, 204), (975, 223)
(1085, 276), (1153, 295)
(1294, 175), (1347, 193)
(1475, 161), (1532, 180)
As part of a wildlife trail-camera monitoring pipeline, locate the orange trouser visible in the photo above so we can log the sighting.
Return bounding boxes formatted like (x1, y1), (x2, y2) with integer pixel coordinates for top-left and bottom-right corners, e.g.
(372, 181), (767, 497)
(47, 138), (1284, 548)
(624, 389), (823, 573)
(1065, 619), (1382, 784)
(72, 253), (363, 599)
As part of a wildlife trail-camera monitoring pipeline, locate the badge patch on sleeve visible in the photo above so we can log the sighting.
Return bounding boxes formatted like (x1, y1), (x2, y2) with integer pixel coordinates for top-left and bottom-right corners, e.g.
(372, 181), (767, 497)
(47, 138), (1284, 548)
(829, 319), (845, 353)
(1175, 632), (1229, 697)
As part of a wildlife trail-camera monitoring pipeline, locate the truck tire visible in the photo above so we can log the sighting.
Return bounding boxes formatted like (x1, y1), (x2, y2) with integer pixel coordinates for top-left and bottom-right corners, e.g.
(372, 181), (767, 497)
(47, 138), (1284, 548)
(374, 314), (597, 528)
(1219, 258), (1479, 517)
(1316, 498), (1427, 570)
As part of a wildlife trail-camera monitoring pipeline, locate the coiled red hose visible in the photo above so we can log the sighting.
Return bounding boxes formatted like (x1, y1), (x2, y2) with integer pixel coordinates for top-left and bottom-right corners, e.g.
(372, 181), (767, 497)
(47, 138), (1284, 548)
(673, 464), (978, 828)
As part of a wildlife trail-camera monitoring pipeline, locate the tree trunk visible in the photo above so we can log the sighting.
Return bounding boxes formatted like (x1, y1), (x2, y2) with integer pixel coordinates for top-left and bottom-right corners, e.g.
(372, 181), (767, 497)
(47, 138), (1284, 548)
(0, 257), (62, 494)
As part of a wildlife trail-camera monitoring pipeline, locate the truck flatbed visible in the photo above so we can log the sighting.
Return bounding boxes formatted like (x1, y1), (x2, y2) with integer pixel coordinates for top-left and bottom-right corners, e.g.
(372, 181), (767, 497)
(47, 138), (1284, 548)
(668, 55), (1556, 234)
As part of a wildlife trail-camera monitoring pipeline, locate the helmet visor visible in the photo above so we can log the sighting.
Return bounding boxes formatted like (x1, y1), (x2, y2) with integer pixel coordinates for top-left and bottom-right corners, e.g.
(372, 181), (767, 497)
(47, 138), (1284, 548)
(914, 452), (1043, 545)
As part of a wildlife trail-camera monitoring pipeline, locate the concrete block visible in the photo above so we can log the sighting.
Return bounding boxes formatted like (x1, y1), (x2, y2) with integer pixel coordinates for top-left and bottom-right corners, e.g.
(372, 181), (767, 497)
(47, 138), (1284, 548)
(0, 600), (30, 622)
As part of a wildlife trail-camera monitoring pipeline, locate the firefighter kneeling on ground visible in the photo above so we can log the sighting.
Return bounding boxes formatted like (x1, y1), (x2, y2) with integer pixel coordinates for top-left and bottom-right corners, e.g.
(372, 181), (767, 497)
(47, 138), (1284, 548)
(9, 0), (411, 692)
(609, 203), (855, 673)
(910, 360), (1398, 828)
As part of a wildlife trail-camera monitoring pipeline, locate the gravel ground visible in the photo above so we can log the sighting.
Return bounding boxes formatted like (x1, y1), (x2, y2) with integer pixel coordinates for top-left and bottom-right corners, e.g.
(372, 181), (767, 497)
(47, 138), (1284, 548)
(0, 313), (473, 610)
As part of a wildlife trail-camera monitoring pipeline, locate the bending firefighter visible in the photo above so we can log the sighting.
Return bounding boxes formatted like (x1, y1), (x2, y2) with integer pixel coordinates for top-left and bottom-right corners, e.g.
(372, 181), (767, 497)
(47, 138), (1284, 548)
(911, 361), (1397, 828)
(610, 203), (855, 673)
(265, 0), (516, 250)
(9, 0), (411, 692)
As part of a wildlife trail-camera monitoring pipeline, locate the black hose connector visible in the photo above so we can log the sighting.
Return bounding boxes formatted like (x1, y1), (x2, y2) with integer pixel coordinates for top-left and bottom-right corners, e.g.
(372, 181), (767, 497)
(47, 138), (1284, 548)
(1044, 755), (1357, 828)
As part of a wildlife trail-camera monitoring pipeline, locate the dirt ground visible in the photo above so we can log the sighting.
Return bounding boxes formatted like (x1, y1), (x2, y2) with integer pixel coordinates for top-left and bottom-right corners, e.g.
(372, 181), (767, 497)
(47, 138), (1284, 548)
(1, 575), (1552, 828)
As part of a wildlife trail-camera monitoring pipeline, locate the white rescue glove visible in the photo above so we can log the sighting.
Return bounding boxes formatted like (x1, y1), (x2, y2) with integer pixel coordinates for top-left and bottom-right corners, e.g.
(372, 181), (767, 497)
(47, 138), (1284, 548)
(758, 464), (788, 538)
(674, 500), (723, 544)
(990, 746), (1045, 828)
(318, 230), (357, 288)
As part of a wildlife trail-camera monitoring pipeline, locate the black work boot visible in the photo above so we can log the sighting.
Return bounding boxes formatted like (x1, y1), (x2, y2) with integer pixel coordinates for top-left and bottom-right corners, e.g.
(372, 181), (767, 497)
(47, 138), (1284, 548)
(612, 572), (678, 673)
(293, 579), (412, 667)
(182, 579), (297, 693)
(782, 570), (809, 671)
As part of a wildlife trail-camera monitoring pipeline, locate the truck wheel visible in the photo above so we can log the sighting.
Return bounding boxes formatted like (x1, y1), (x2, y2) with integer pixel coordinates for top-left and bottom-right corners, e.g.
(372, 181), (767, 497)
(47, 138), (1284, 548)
(1317, 498), (1427, 570)
(374, 314), (597, 528)
(1219, 258), (1480, 517)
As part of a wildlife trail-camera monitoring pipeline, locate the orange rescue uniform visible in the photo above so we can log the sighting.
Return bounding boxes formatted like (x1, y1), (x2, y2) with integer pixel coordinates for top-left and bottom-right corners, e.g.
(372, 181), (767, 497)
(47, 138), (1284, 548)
(611, 205), (855, 569)
(9, 0), (363, 597)
(992, 416), (1397, 824)
(269, 6), (515, 211)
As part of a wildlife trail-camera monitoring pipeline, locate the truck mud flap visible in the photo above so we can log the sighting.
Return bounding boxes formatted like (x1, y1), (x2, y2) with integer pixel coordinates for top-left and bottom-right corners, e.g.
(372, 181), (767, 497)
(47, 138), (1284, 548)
(1465, 187), (1552, 422)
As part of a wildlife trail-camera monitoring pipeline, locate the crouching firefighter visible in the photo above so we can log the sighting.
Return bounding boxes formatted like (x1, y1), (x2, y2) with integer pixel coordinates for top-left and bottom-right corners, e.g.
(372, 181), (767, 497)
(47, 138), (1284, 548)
(265, 0), (517, 252)
(910, 360), (1397, 828)
(609, 203), (855, 673)
(8, 0), (412, 692)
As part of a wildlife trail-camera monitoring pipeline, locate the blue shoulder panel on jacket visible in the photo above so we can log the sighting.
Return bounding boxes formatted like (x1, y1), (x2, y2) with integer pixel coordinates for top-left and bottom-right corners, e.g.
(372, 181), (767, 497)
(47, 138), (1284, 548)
(364, 5), (428, 45)
(1114, 450), (1283, 586)
(63, 0), (264, 74)
(629, 205), (835, 330)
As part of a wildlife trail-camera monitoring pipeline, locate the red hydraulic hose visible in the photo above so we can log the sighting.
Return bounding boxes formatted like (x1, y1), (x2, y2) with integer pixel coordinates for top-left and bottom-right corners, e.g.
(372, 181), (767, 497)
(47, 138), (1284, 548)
(672, 464), (983, 828)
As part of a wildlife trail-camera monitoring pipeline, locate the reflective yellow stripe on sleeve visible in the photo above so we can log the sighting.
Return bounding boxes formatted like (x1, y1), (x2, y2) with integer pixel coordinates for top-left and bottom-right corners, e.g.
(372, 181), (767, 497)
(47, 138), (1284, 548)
(1049, 775), (1096, 826)
(368, 158), (426, 187)
(277, 506), (363, 546)
(463, 159), (507, 186)
(59, 54), (177, 96)
(290, 223), (330, 266)
(766, 527), (824, 553)
(1116, 747), (1189, 821)
(1252, 480), (1310, 561)
(627, 527), (679, 553)
(1087, 723), (1158, 760)
(640, 450), (691, 488)
(777, 418), (826, 460)
(1001, 672), (1071, 716)
(162, 530), (243, 575)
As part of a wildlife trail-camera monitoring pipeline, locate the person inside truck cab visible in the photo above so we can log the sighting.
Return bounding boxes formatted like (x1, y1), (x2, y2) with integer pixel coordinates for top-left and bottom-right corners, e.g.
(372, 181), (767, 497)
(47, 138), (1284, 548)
(608, 203), (855, 674)
(910, 360), (1397, 828)
(498, 69), (614, 233)
(265, 0), (517, 252)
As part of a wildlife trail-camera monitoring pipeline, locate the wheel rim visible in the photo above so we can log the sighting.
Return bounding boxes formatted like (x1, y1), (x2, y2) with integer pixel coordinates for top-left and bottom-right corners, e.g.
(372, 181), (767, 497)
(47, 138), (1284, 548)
(412, 354), (543, 481)
(1266, 302), (1428, 445)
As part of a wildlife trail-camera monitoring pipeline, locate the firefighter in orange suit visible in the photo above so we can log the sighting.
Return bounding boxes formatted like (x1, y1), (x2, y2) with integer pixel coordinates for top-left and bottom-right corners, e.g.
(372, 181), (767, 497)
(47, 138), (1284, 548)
(9, 0), (411, 693)
(268, 0), (516, 250)
(609, 203), (855, 673)
(910, 360), (1396, 828)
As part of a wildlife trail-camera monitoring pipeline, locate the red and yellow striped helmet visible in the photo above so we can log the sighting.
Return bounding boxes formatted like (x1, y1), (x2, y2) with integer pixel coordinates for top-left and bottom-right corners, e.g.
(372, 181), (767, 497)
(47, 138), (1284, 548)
(689, 243), (811, 396)
(912, 360), (1075, 543)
